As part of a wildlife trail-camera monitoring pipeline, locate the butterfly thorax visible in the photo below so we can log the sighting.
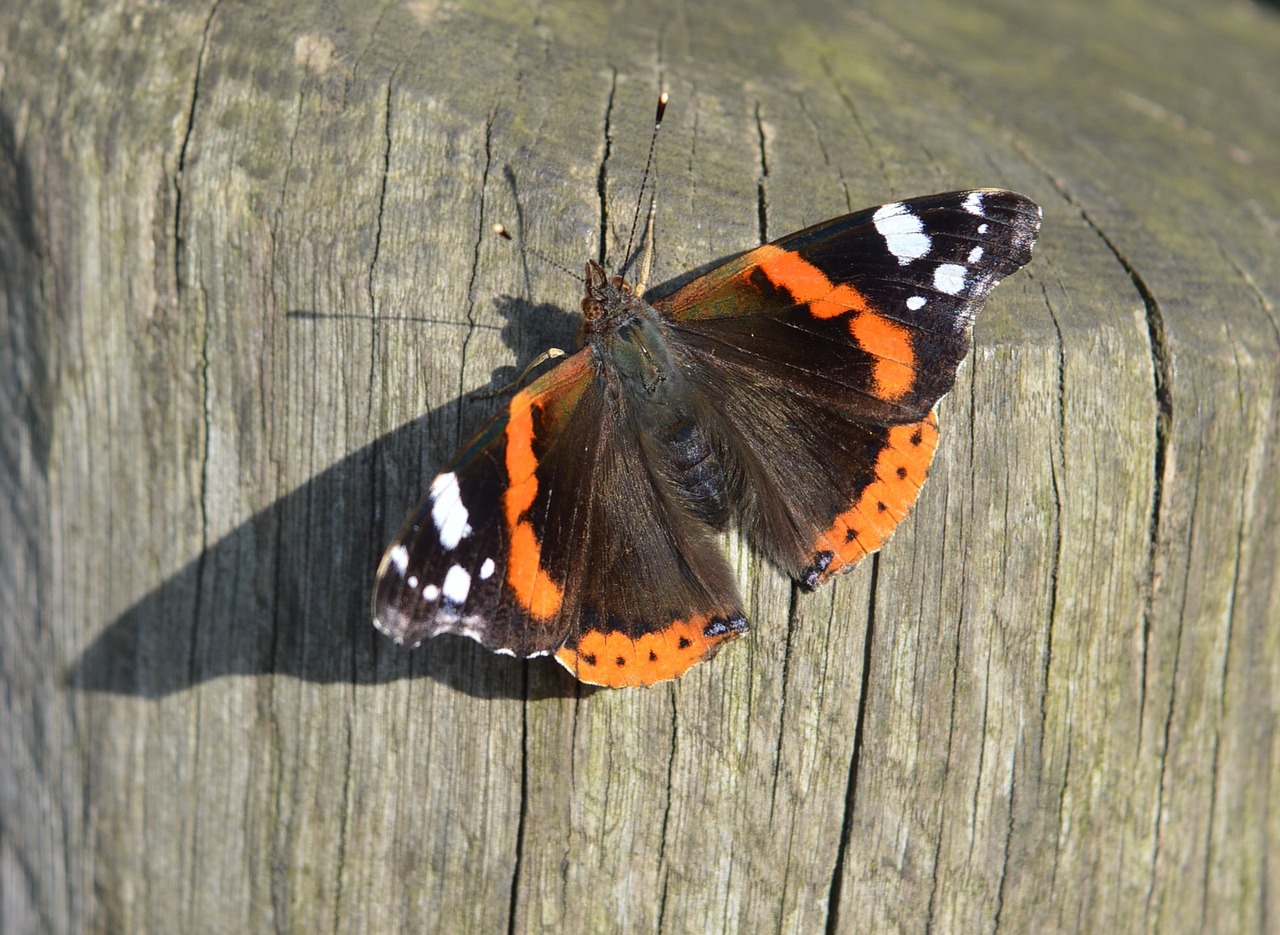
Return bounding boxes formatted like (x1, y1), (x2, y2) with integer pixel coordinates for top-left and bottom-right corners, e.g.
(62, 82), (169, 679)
(580, 260), (731, 527)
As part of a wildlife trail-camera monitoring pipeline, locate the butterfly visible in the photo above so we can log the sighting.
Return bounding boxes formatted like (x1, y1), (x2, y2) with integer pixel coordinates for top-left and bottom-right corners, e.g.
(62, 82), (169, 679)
(372, 102), (1041, 688)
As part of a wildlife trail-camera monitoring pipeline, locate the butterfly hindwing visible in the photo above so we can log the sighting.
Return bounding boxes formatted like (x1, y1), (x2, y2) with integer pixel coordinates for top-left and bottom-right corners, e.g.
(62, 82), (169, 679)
(655, 189), (1040, 585)
(373, 350), (597, 657)
(373, 346), (748, 687)
(550, 389), (748, 687)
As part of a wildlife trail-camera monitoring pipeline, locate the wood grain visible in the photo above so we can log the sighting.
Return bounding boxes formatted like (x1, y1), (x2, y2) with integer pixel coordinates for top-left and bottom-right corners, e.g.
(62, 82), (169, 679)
(3, 0), (1278, 932)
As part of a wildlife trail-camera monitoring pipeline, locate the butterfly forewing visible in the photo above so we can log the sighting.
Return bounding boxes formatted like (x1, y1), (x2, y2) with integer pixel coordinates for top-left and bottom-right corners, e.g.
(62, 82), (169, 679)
(373, 350), (597, 656)
(655, 189), (1040, 586)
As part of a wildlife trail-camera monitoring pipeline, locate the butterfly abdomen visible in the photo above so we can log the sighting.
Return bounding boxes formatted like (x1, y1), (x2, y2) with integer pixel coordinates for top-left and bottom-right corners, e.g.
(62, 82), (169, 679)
(649, 418), (730, 528)
(601, 304), (734, 529)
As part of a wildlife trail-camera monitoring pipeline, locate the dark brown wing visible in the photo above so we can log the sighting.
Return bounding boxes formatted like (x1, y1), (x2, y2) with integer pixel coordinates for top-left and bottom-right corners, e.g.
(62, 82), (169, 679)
(654, 189), (1041, 585)
(372, 348), (747, 686)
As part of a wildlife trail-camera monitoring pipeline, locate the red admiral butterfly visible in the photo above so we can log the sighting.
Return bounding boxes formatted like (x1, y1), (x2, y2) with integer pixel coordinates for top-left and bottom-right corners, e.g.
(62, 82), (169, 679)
(373, 97), (1041, 687)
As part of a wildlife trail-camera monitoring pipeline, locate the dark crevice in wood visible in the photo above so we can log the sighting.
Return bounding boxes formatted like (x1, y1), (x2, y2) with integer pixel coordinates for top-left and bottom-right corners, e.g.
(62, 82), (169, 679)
(656, 865), (672, 934)
(270, 89), (304, 360)
(928, 532), (969, 931)
(686, 91), (699, 179)
(189, 299), (213, 695)
(821, 55), (888, 193)
(365, 72), (395, 580)
(347, 0), (398, 103)
(1220, 245), (1280, 350)
(596, 70), (618, 268)
(796, 92), (851, 213)
(266, 32), (300, 696)
(1147, 440), (1203, 920)
(1069, 200), (1173, 746)
(1200, 702), (1224, 933)
(1200, 382), (1249, 932)
(993, 749), (1017, 933)
(456, 108), (496, 445)
(331, 705), (354, 935)
(505, 665), (530, 935)
(754, 100), (768, 243)
(971, 651), (992, 864)
(180, 3), (220, 693)
(768, 584), (799, 824)
(1018, 152), (1174, 756)
(173, 1), (219, 296)
(0, 821), (51, 934)
(1038, 277), (1066, 850)
(266, 635), (287, 929)
(824, 558), (879, 935)
(654, 693), (676, 934)
(367, 76), (393, 333)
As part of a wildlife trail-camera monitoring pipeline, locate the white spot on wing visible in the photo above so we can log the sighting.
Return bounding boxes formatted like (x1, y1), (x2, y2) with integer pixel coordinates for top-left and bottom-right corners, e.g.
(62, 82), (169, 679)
(389, 545), (409, 574)
(968, 246), (984, 264)
(962, 191), (985, 216)
(906, 296), (927, 311)
(423, 583), (440, 601)
(429, 472), (472, 550)
(407, 575), (419, 589)
(873, 203), (931, 265)
(977, 223), (989, 234)
(442, 565), (471, 605)
(479, 557), (495, 580)
(934, 263), (968, 295)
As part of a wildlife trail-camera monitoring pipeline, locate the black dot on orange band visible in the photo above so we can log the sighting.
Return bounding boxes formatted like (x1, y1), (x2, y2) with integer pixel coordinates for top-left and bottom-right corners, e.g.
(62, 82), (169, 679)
(877, 502), (887, 512)
(678, 636), (692, 650)
(846, 528), (858, 542)
(896, 466), (908, 479)
(910, 428), (923, 445)
(649, 650), (658, 662)
(583, 654), (597, 666)
(615, 656), (626, 667)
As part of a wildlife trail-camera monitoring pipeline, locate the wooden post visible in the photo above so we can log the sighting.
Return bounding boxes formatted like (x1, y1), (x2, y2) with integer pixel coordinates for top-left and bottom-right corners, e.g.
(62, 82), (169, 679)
(3, 2), (1277, 931)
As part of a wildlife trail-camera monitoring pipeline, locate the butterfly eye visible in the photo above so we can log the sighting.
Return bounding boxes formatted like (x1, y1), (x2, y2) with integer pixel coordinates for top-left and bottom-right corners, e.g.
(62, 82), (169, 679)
(611, 275), (631, 294)
(581, 297), (603, 320)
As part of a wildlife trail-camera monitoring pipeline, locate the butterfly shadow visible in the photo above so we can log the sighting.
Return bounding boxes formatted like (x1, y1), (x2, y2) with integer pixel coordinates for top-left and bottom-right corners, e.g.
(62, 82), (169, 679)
(68, 294), (595, 702)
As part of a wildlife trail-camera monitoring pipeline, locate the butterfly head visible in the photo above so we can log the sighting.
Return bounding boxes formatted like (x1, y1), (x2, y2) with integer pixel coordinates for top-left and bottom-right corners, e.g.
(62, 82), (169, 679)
(580, 259), (648, 336)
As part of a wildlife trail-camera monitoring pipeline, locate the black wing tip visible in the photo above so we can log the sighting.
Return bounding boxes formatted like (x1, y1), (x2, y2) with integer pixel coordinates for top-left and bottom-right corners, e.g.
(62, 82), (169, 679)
(954, 189), (1042, 273)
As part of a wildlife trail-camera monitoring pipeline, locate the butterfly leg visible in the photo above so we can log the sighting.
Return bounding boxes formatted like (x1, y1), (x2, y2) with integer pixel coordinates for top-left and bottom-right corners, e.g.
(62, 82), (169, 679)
(471, 347), (567, 400)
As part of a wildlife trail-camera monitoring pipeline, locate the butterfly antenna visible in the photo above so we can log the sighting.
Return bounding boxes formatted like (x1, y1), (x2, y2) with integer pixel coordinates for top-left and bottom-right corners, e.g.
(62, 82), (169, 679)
(634, 190), (658, 296)
(492, 223), (583, 283)
(622, 91), (668, 274)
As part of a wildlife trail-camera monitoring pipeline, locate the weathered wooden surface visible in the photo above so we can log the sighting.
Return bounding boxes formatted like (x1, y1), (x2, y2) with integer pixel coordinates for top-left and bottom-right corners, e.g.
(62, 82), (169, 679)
(3, 0), (1278, 931)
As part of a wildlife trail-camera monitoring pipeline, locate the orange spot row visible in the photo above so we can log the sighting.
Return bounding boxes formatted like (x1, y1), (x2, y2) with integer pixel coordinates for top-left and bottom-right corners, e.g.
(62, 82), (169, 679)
(555, 614), (743, 687)
(755, 245), (915, 401)
(813, 413), (940, 584)
(503, 389), (564, 620)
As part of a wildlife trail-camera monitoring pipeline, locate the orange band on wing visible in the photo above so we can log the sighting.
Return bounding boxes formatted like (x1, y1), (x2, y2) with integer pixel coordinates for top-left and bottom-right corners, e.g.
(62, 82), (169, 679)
(503, 390), (564, 620)
(755, 245), (872, 317)
(755, 245), (916, 401)
(849, 313), (915, 400)
(813, 412), (939, 584)
(555, 614), (744, 687)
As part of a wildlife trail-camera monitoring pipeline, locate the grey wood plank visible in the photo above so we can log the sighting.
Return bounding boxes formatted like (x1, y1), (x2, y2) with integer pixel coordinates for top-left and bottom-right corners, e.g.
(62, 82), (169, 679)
(2, 1), (1277, 932)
